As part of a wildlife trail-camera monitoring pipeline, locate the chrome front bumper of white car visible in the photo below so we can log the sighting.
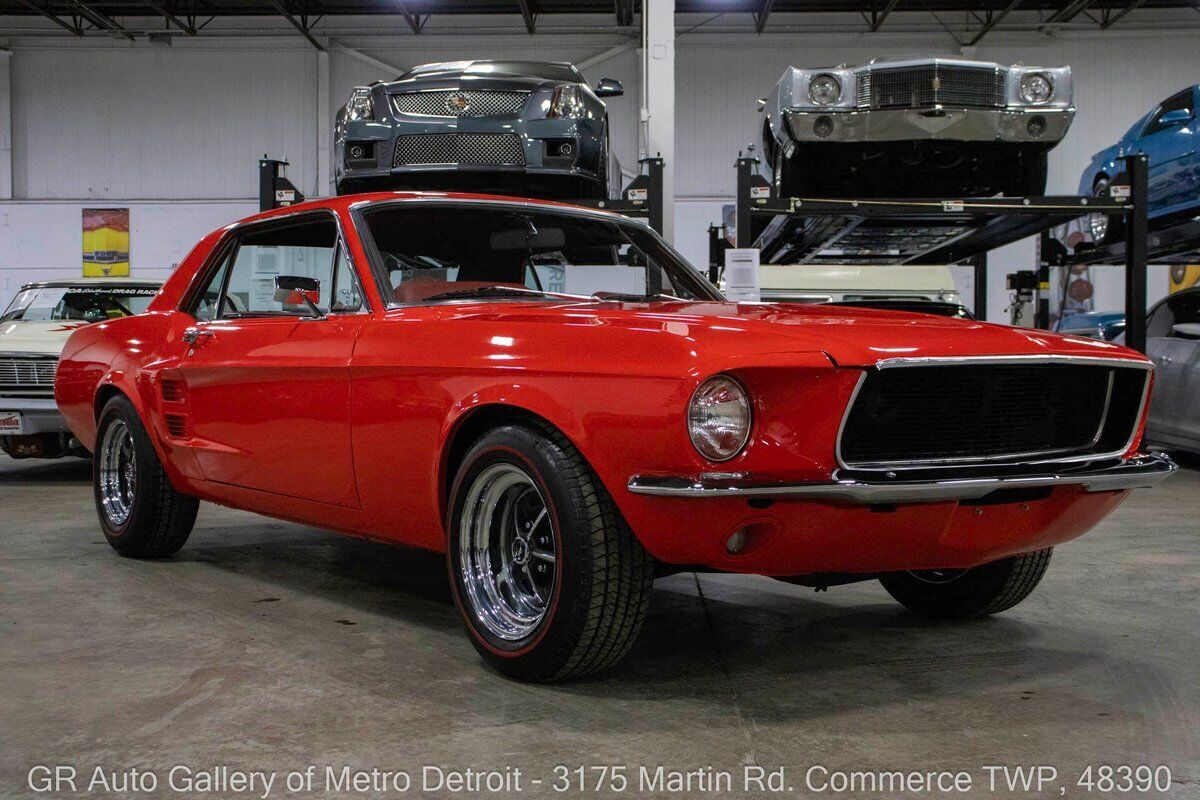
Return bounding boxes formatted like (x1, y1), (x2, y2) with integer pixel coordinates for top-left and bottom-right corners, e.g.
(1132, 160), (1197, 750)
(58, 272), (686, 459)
(627, 453), (1177, 504)
(0, 396), (71, 435)
(784, 106), (1075, 144)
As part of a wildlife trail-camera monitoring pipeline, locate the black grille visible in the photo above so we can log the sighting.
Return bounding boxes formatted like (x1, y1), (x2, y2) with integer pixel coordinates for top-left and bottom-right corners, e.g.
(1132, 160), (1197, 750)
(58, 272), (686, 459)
(391, 90), (529, 117)
(839, 364), (1147, 468)
(856, 65), (1006, 110)
(393, 133), (525, 167)
(0, 356), (58, 398)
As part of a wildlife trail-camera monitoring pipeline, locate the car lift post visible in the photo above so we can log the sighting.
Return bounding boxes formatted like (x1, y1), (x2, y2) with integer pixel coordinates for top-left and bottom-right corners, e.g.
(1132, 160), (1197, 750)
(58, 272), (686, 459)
(1123, 154), (1149, 354)
(258, 155), (305, 212)
(972, 253), (988, 322)
(735, 155), (757, 247)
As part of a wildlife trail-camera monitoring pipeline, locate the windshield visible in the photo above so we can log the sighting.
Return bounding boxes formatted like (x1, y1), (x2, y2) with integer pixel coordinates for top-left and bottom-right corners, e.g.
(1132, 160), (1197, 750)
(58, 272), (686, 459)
(1, 286), (158, 324)
(361, 205), (722, 305)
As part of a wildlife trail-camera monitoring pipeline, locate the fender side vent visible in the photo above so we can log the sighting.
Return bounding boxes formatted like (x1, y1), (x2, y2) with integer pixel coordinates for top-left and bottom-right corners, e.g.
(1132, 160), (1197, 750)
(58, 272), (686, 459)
(161, 379), (186, 403)
(165, 413), (188, 438)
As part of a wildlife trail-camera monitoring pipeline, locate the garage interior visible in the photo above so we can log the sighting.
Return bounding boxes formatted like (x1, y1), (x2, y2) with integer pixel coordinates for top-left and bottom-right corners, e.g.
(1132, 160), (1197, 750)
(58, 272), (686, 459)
(2, 0), (1200, 796)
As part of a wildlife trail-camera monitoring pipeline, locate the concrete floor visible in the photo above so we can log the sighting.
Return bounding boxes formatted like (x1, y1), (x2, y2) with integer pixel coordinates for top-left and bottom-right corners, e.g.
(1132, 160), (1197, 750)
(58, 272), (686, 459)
(1, 452), (1198, 800)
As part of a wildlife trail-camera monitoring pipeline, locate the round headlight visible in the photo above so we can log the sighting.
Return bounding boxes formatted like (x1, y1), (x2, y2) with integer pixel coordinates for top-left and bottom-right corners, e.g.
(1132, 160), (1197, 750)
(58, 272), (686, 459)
(688, 376), (752, 462)
(808, 74), (842, 106)
(1019, 73), (1053, 104)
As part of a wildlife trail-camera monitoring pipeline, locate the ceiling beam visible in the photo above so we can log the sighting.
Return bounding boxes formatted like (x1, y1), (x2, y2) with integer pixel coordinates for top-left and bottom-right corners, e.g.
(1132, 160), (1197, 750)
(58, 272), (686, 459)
(753, 0), (774, 33)
(967, 0), (1021, 44)
(390, 0), (422, 33)
(11, 0), (84, 34)
(63, 0), (135, 39)
(141, 0), (198, 34)
(265, 0), (325, 49)
(1043, 0), (1094, 23)
(870, 0), (901, 31)
(1102, 0), (1148, 27)
(516, 0), (536, 33)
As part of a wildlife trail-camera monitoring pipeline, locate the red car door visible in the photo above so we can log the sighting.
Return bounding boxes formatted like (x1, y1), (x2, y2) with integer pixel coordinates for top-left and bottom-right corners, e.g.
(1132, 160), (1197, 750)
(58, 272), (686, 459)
(170, 211), (369, 508)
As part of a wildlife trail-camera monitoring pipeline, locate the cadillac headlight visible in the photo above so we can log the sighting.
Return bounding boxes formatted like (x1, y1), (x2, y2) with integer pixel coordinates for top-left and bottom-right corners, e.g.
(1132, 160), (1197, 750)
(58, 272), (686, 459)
(548, 85), (586, 118)
(1019, 73), (1053, 104)
(808, 74), (842, 106)
(347, 87), (374, 121)
(688, 375), (752, 462)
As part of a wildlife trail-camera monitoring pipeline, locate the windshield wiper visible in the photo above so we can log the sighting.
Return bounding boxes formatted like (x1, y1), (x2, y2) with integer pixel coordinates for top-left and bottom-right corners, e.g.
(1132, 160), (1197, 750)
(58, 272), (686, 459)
(590, 292), (689, 303)
(420, 285), (593, 303)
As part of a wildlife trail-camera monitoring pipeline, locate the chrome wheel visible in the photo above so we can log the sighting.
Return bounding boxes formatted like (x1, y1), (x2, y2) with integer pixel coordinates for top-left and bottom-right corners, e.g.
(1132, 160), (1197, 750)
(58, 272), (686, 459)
(458, 463), (557, 641)
(98, 419), (137, 528)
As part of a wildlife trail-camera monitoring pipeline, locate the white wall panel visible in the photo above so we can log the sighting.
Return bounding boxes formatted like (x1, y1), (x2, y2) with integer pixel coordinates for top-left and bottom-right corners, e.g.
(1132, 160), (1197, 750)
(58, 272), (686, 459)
(11, 45), (317, 199)
(0, 201), (254, 307)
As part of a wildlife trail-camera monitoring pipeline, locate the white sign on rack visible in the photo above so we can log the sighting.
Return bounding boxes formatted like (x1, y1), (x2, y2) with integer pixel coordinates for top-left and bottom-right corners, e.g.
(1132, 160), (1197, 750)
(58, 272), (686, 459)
(723, 248), (762, 302)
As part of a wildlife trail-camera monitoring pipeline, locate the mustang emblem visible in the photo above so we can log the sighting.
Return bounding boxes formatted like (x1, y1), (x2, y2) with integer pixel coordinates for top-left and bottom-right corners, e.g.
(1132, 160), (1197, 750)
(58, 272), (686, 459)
(446, 92), (471, 114)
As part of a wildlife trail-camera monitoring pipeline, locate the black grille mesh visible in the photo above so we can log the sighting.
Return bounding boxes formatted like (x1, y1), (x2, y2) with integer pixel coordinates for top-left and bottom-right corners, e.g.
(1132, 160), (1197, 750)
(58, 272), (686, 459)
(839, 365), (1135, 467)
(856, 65), (1006, 110)
(393, 133), (526, 167)
(391, 90), (529, 117)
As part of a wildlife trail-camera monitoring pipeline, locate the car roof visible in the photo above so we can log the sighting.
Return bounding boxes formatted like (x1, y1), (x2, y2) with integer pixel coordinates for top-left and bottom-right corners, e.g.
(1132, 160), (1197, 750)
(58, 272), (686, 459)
(240, 191), (634, 228)
(19, 279), (163, 290)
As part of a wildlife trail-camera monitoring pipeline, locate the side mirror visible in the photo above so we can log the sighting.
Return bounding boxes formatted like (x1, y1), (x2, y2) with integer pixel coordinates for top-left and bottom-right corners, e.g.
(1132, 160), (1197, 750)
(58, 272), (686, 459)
(595, 78), (624, 98)
(1159, 108), (1192, 128)
(1172, 322), (1200, 340)
(274, 275), (323, 317)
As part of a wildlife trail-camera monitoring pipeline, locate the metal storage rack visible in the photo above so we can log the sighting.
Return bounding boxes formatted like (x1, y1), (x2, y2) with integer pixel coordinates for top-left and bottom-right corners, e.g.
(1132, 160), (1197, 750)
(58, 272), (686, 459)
(731, 154), (1152, 352)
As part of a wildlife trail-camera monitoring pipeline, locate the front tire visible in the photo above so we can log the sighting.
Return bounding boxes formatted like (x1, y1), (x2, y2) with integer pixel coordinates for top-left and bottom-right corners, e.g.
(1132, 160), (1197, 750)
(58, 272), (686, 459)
(94, 395), (198, 558)
(447, 423), (654, 681)
(879, 548), (1053, 620)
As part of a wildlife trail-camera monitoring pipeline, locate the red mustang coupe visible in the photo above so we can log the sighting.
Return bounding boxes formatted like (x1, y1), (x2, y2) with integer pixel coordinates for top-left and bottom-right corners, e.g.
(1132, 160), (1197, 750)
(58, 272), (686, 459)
(55, 193), (1175, 681)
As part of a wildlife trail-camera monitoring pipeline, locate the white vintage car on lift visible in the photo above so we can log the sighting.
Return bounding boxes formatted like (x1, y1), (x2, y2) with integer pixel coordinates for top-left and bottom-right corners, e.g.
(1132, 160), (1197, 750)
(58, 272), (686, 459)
(0, 279), (161, 459)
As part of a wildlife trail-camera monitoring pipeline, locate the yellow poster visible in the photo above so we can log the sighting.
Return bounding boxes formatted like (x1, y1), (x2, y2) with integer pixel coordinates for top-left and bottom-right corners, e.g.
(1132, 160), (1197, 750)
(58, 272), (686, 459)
(1168, 264), (1200, 293)
(82, 208), (130, 277)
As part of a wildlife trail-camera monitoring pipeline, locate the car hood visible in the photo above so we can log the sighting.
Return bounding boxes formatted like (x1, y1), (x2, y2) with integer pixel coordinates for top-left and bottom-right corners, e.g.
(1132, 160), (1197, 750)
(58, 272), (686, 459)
(0, 320), (91, 356)
(380, 72), (559, 94)
(444, 300), (1145, 369)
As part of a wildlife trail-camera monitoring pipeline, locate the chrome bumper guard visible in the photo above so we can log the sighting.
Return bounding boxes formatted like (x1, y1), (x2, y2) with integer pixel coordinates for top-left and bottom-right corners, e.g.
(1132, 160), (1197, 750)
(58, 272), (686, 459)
(627, 454), (1177, 505)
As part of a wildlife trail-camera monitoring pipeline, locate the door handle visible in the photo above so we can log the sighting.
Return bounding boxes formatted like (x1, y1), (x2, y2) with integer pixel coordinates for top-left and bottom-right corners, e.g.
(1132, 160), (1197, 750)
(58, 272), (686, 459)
(182, 327), (213, 345)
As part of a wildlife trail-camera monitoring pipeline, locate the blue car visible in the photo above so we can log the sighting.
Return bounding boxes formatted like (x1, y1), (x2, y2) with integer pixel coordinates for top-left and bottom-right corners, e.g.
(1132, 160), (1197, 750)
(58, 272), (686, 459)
(1054, 310), (1126, 341)
(1080, 85), (1200, 243)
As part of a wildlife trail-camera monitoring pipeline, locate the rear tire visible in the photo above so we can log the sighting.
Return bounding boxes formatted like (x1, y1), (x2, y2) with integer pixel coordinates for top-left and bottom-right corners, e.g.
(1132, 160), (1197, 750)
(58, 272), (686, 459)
(94, 395), (198, 558)
(447, 423), (654, 681)
(879, 548), (1053, 620)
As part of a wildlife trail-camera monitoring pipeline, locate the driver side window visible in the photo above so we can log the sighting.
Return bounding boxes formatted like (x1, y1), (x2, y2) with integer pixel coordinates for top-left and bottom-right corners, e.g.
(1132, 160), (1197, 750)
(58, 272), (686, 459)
(1143, 90), (1194, 138)
(190, 214), (364, 320)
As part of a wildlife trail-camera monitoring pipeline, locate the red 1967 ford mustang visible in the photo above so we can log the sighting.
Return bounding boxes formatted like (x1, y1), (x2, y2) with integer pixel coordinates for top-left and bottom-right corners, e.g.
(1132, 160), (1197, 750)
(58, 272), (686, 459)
(55, 193), (1175, 681)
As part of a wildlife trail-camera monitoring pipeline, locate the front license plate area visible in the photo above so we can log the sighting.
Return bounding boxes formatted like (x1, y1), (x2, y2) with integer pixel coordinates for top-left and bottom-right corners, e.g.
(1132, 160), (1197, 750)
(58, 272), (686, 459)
(0, 412), (24, 435)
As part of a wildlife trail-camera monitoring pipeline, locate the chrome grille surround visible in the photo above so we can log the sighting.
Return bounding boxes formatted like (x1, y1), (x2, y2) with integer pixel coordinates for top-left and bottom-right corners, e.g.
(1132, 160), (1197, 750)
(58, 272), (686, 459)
(390, 90), (530, 118)
(855, 64), (1007, 110)
(835, 356), (1153, 472)
(393, 133), (526, 167)
(0, 354), (59, 399)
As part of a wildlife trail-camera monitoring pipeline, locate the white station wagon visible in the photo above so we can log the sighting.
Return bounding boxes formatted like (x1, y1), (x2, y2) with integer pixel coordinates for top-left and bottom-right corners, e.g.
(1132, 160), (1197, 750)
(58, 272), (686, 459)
(0, 279), (161, 459)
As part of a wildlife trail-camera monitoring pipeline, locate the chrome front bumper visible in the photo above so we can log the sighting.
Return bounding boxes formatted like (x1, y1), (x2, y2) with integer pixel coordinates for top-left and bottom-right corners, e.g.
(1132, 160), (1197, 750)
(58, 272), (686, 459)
(627, 454), (1177, 505)
(0, 396), (69, 435)
(785, 106), (1074, 144)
